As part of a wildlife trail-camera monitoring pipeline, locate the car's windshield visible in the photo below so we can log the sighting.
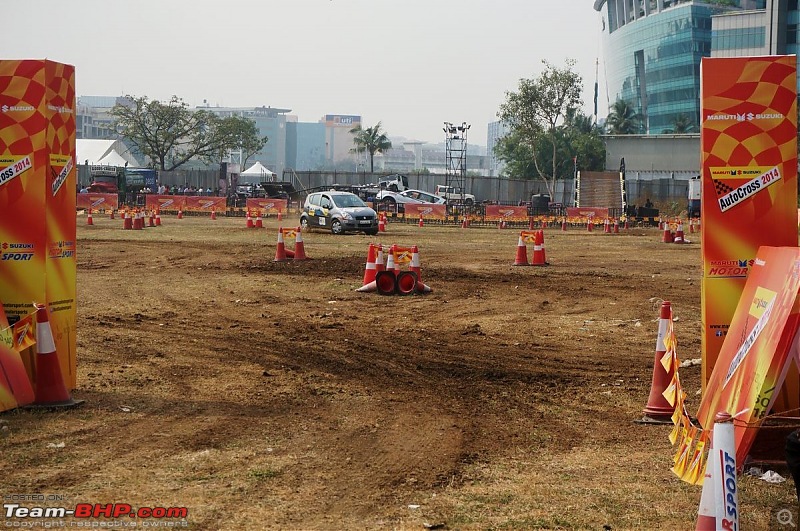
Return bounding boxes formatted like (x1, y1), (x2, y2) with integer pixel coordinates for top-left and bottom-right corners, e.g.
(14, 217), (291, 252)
(332, 194), (366, 208)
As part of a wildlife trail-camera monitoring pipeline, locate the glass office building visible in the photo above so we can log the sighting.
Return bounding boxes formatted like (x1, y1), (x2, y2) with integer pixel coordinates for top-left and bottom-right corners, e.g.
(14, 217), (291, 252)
(594, 0), (781, 134)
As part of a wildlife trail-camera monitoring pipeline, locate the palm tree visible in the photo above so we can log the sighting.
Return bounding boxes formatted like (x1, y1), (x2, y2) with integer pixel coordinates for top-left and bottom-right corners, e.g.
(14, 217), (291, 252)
(349, 122), (392, 173)
(662, 113), (696, 134)
(606, 99), (643, 134)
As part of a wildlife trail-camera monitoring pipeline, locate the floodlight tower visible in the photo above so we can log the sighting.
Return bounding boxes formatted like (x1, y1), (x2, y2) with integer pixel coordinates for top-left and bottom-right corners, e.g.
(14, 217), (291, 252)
(443, 121), (470, 204)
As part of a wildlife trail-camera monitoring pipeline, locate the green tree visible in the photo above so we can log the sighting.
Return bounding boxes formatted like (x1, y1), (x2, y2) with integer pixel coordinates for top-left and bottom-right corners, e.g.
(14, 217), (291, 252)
(662, 113), (696, 134)
(605, 98), (643, 134)
(111, 95), (262, 171)
(349, 122), (392, 173)
(498, 59), (583, 197)
(215, 115), (268, 168)
(494, 109), (605, 182)
(563, 109), (606, 175)
(493, 129), (537, 179)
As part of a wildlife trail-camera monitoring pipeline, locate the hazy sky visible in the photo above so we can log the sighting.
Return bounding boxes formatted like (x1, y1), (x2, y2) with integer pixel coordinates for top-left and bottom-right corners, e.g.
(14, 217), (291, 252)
(2, 0), (606, 147)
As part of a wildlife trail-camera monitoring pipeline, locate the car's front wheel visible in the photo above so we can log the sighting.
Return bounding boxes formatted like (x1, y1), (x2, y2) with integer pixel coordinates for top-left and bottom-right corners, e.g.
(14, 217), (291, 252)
(465, 198), (474, 206)
(364, 228), (378, 236)
(331, 219), (344, 235)
(300, 216), (310, 232)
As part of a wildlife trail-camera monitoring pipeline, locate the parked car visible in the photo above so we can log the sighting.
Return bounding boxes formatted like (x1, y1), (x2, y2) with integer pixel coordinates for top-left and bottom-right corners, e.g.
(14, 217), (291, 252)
(375, 188), (446, 212)
(435, 184), (475, 205)
(300, 191), (379, 235)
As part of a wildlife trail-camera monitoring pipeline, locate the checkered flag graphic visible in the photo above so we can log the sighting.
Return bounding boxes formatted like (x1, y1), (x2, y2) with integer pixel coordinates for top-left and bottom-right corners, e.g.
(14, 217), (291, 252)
(714, 180), (734, 196)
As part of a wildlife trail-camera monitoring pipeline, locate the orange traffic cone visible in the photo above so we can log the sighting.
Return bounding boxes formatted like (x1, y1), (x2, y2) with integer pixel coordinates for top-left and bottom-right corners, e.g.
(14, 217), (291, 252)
(211, 209), (217, 220)
(246, 211), (254, 228)
(561, 219), (567, 231)
(375, 244), (385, 273)
(513, 234), (529, 266)
(662, 223), (674, 243)
(531, 230), (548, 266)
(528, 217), (535, 231)
(155, 211), (162, 226)
(409, 246), (431, 293)
(362, 243), (377, 285)
(31, 304), (82, 408)
(378, 214), (386, 232)
(613, 220), (619, 234)
(277, 211), (283, 222)
(293, 227), (308, 261)
(109, 209), (115, 220)
(624, 219), (629, 230)
(86, 209), (94, 225)
(385, 245), (396, 275)
(418, 215), (424, 228)
(177, 209), (183, 220)
(603, 219), (610, 233)
(123, 211), (132, 230)
(149, 212), (155, 227)
(461, 216), (467, 229)
(274, 228), (288, 262)
(587, 218), (593, 232)
(674, 221), (685, 243)
(255, 212), (263, 228)
(376, 246), (397, 295)
(641, 301), (675, 422)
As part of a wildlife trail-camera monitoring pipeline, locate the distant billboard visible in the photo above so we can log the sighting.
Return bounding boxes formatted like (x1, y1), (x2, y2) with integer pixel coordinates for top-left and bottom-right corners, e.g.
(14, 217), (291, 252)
(324, 115), (361, 127)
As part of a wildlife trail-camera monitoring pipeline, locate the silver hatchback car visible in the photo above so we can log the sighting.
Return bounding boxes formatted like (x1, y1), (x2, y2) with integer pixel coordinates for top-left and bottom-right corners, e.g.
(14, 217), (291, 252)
(300, 191), (379, 235)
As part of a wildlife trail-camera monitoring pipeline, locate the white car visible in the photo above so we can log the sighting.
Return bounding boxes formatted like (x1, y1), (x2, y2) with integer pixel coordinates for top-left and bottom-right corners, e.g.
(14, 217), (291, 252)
(435, 185), (475, 205)
(375, 189), (446, 211)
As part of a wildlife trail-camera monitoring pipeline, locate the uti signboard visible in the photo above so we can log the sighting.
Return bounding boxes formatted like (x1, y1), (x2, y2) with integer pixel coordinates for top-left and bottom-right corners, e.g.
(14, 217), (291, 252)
(700, 55), (798, 389)
(0, 59), (77, 392)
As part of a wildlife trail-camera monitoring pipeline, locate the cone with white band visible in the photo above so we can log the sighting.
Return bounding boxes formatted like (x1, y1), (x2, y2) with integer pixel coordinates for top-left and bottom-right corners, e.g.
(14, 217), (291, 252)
(642, 301), (675, 421)
(31, 304), (82, 408)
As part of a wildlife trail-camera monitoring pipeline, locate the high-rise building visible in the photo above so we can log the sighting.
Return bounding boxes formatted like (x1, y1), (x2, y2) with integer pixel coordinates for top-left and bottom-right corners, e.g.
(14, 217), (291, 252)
(200, 105), (290, 175)
(593, 0), (797, 135)
(487, 120), (511, 177)
(321, 114), (362, 166)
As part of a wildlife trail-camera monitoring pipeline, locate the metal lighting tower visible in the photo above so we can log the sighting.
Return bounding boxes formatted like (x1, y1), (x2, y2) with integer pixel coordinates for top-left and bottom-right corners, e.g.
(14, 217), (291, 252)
(443, 121), (469, 203)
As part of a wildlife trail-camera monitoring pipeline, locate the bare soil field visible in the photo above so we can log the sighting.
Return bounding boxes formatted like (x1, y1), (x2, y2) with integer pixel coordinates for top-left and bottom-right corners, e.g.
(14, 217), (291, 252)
(1, 213), (796, 530)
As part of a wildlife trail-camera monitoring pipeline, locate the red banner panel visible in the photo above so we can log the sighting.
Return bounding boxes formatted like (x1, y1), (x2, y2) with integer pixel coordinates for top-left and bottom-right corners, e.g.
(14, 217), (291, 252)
(183, 195), (226, 213)
(77, 193), (118, 211)
(566, 207), (608, 219)
(246, 198), (287, 214)
(145, 195), (185, 212)
(484, 205), (528, 222)
(404, 203), (446, 220)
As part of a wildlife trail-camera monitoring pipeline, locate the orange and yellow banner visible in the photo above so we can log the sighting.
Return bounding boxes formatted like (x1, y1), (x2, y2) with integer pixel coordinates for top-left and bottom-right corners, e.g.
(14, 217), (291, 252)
(696, 246), (800, 465)
(485, 205), (528, 222)
(77, 193), (118, 211)
(0, 60), (77, 404)
(700, 56), (798, 388)
(403, 203), (446, 221)
(145, 194), (185, 212)
(183, 195), (226, 213)
(246, 198), (287, 214)
(565, 207), (608, 219)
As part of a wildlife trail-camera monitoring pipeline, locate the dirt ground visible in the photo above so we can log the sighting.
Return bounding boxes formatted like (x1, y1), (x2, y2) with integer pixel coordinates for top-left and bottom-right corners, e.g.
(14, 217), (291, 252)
(2, 213), (797, 530)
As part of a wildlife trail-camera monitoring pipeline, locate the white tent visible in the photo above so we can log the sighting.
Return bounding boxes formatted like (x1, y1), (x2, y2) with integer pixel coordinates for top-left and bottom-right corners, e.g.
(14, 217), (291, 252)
(77, 139), (139, 168)
(241, 162), (276, 182)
